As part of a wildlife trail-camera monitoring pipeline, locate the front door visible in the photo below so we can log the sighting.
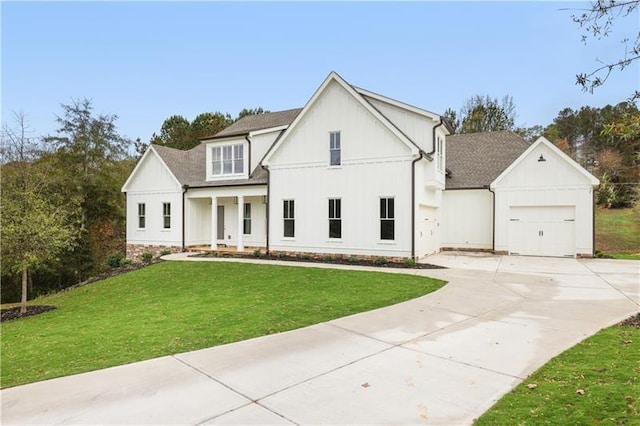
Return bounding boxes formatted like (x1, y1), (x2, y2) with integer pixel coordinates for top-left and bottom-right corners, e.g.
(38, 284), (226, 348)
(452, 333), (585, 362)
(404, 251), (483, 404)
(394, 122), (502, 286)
(217, 205), (225, 240)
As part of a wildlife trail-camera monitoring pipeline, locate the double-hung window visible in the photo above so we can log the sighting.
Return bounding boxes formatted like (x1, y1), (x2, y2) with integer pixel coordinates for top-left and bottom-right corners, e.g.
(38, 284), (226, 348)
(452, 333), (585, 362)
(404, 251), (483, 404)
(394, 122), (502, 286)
(162, 202), (171, 229)
(380, 197), (395, 240)
(283, 200), (295, 238)
(329, 131), (341, 166)
(138, 203), (146, 229)
(212, 144), (244, 176)
(243, 203), (252, 235)
(328, 198), (341, 239)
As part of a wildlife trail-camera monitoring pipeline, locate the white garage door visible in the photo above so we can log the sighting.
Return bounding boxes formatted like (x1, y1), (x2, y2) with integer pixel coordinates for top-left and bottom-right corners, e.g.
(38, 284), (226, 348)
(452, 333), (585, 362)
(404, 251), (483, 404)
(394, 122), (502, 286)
(508, 206), (575, 257)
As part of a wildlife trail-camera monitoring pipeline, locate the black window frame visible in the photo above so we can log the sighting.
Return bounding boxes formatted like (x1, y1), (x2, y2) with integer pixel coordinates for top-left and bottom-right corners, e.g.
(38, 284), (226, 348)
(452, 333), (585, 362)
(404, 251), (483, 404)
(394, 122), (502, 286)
(243, 202), (252, 235)
(162, 202), (171, 229)
(138, 203), (146, 229)
(328, 198), (342, 239)
(283, 199), (295, 238)
(379, 197), (395, 240)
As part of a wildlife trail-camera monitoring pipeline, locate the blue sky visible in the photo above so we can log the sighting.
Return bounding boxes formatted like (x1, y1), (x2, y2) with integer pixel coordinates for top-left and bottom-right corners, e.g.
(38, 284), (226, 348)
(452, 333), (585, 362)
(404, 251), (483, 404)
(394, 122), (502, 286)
(2, 1), (638, 145)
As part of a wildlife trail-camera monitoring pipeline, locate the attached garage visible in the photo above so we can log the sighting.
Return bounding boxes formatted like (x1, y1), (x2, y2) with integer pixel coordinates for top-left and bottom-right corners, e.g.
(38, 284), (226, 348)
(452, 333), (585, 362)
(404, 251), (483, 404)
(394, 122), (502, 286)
(492, 137), (599, 258)
(443, 133), (599, 258)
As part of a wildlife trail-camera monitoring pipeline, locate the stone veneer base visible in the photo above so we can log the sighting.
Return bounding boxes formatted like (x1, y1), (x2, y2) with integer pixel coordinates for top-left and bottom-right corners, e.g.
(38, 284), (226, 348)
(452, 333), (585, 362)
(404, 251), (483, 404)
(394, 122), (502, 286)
(126, 244), (183, 261)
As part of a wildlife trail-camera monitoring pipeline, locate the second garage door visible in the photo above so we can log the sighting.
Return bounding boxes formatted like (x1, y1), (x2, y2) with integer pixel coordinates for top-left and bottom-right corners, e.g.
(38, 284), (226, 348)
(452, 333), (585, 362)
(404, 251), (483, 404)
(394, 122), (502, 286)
(508, 206), (575, 257)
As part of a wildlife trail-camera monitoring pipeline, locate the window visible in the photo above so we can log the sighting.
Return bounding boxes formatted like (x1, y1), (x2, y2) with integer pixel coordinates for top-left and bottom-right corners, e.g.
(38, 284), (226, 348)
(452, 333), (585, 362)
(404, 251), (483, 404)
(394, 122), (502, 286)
(436, 136), (444, 171)
(328, 198), (341, 239)
(212, 144), (244, 176)
(380, 198), (395, 240)
(283, 200), (295, 238)
(162, 203), (171, 229)
(330, 131), (341, 166)
(243, 203), (252, 235)
(138, 203), (146, 229)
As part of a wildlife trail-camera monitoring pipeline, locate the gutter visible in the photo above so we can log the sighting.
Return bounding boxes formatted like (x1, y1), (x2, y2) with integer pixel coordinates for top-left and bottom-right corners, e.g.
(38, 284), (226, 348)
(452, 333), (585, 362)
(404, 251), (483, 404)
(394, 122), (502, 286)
(182, 185), (188, 251)
(411, 150), (427, 259)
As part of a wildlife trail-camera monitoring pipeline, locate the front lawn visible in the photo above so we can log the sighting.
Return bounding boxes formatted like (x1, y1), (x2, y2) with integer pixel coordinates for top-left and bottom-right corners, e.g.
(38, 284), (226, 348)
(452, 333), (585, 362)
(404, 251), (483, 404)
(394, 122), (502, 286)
(596, 207), (640, 259)
(1, 261), (444, 389)
(475, 316), (640, 425)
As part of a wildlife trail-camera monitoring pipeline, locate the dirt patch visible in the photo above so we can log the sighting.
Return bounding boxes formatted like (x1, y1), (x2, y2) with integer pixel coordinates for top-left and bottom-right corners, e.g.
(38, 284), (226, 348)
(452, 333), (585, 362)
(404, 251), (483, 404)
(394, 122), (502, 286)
(618, 312), (640, 328)
(1, 305), (57, 322)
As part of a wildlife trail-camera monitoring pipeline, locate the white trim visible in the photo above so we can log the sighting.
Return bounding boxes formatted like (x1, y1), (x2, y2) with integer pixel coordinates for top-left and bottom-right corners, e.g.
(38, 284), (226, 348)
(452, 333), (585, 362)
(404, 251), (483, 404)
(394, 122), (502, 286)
(354, 87), (443, 124)
(490, 136), (600, 189)
(262, 71), (420, 166)
(121, 145), (182, 192)
(249, 125), (289, 137)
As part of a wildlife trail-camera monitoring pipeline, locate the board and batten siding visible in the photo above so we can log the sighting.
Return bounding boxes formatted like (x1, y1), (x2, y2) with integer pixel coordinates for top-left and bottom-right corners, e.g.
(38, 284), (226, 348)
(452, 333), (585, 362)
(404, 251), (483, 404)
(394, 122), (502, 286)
(124, 150), (183, 246)
(266, 79), (418, 257)
(492, 141), (596, 256)
(441, 189), (493, 250)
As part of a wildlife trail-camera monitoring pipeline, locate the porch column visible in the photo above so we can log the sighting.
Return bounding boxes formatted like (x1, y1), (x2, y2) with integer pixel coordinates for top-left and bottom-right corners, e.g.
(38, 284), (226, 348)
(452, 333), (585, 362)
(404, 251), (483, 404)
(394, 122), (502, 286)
(237, 195), (244, 252)
(210, 196), (217, 250)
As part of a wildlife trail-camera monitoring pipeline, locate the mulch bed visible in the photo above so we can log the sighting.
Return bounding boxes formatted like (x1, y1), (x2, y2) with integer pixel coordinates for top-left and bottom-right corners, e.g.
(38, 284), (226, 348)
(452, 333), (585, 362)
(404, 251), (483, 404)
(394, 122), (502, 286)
(1, 305), (57, 323)
(618, 312), (640, 328)
(192, 253), (446, 270)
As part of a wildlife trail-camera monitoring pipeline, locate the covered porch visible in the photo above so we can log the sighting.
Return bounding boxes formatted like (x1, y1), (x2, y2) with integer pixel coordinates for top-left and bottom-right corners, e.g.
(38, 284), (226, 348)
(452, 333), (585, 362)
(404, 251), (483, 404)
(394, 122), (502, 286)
(185, 186), (268, 252)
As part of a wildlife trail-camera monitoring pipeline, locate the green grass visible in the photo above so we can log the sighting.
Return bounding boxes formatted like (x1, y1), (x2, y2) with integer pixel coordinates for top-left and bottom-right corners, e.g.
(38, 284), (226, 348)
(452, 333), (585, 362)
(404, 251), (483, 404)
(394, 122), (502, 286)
(596, 208), (640, 258)
(0, 261), (444, 389)
(475, 323), (640, 425)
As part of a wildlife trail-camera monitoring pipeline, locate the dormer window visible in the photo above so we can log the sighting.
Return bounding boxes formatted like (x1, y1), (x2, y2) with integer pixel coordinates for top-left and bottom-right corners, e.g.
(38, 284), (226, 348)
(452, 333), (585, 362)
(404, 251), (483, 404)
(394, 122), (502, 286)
(212, 144), (244, 176)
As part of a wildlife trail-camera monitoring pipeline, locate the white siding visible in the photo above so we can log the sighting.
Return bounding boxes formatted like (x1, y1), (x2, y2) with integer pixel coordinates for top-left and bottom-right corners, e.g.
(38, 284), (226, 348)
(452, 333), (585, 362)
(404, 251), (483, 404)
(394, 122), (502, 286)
(249, 130), (281, 171)
(493, 143), (595, 256)
(267, 80), (416, 257)
(125, 151), (182, 246)
(441, 190), (493, 250)
(414, 161), (442, 258)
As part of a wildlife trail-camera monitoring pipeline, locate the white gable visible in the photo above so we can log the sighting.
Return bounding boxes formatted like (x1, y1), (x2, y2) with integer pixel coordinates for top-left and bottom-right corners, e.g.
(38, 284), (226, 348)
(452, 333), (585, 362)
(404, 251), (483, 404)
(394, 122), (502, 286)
(121, 147), (181, 193)
(491, 137), (599, 190)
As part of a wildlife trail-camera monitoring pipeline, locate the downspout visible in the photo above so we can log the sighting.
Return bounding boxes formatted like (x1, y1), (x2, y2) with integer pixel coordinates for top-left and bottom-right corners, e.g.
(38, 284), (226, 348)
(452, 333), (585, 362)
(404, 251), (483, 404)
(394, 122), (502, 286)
(244, 135), (252, 176)
(411, 151), (426, 259)
(428, 118), (444, 156)
(182, 185), (188, 252)
(592, 187), (596, 257)
(488, 186), (496, 252)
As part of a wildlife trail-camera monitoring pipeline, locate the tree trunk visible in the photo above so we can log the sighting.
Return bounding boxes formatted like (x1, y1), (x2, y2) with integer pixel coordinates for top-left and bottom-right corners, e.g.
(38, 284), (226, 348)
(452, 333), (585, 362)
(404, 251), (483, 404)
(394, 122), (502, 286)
(21, 267), (28, 314)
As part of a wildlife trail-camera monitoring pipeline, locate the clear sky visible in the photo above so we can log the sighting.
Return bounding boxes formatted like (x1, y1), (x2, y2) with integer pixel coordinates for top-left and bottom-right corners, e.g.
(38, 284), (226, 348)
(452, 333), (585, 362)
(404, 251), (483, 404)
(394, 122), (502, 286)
(2, 1), (638, 145)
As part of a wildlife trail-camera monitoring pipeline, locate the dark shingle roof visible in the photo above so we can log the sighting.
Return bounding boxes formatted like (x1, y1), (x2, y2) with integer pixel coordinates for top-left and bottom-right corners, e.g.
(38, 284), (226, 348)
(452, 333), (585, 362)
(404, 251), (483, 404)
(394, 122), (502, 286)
(211, 108), (303, 138)
(152, 143), (268, 188)
(445, 131), (530, 189)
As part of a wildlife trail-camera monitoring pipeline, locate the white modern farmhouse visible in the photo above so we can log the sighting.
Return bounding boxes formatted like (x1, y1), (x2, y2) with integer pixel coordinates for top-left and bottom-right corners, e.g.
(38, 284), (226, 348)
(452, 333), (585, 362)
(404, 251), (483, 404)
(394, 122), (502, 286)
(122, 72), (599, 260)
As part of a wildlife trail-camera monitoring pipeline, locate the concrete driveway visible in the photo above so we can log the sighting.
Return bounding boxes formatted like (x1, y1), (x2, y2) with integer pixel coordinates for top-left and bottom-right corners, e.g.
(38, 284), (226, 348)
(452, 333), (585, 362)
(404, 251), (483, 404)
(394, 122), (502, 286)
(2, 253), (638, 425)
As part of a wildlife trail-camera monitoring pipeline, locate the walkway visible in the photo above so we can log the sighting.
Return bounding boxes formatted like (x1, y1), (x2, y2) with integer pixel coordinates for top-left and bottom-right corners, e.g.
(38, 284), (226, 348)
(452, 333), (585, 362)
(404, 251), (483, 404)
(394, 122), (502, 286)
(1, 252), (638, 425)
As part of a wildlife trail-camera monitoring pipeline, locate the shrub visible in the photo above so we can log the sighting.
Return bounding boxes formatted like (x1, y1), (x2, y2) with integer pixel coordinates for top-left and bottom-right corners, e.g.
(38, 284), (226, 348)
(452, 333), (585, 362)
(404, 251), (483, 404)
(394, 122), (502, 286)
(119, 258), (132, 267)
(252, 249), (263, 258)
(348, 255), (359, 264)
(404, 258), (417, 268)
(277, 252), (287, 259)
(322, 255), (333, 262)
(140, 251), (153, 263)
(297, 253), (311, 260)
(107, 252), (124, 269)
(374, 256), (388, 266)
(159, 249), (172, 256)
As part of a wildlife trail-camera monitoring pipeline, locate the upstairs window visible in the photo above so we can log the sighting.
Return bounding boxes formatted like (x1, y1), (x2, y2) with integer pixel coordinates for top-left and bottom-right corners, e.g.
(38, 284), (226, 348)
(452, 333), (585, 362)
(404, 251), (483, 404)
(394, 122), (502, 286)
(162, 202), (171, 229)
(138, 203), (146, 229)
(243, 203), (252, 235)
(380, 197), (395, 240)
(330, 131), (341, 166)
(283, 200), (295, 238)
(212, 144), (244, 176)
(437, 136), (444, 172)
(328, 198), (342, 239)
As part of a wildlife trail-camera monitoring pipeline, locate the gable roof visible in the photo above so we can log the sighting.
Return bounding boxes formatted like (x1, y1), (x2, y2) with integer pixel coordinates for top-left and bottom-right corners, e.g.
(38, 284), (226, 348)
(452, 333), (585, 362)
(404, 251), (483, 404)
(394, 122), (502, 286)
(445, 131), (530, 189)
(209, 108), (302, 139)
(262, 71), (428, 165)
(491, 136), (600, 188)
(121, 145), (182, 192)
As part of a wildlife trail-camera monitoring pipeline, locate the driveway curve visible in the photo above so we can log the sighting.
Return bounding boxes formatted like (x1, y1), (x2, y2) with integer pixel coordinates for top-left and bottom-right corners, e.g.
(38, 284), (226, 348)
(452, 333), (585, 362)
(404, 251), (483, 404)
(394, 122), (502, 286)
(2, 252), (638, 425)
